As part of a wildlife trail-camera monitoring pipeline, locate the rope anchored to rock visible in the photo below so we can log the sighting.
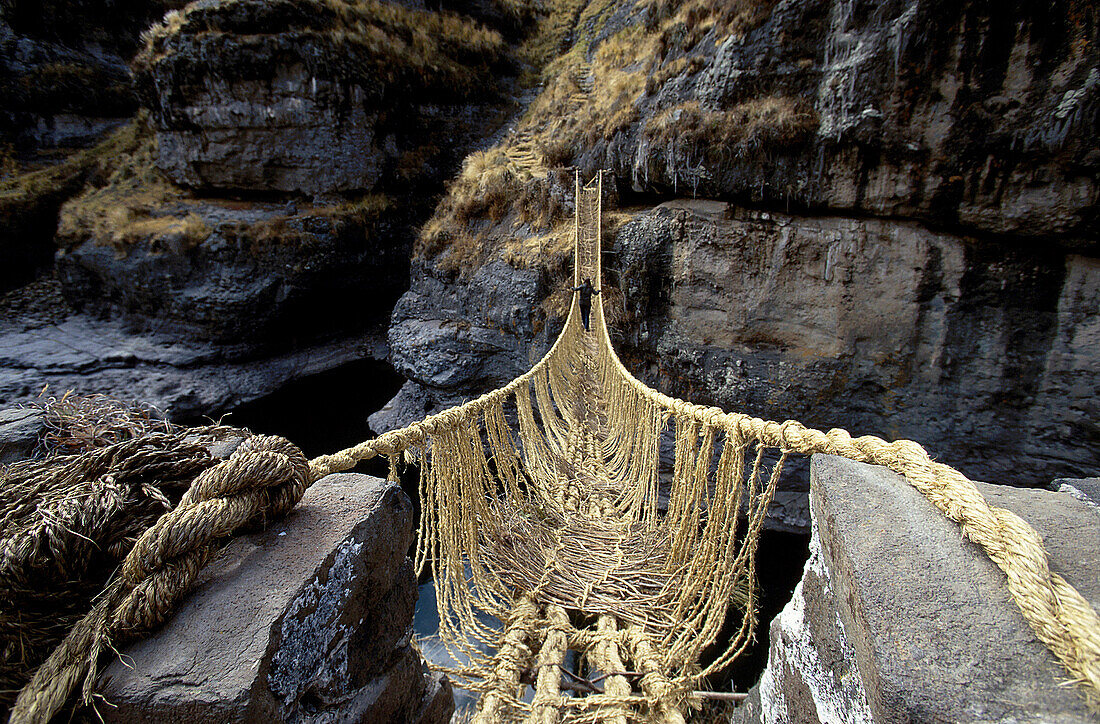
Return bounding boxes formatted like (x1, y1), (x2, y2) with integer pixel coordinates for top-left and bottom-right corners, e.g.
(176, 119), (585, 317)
(6, 171), (1099, 722)
(8, 434), (310, 723)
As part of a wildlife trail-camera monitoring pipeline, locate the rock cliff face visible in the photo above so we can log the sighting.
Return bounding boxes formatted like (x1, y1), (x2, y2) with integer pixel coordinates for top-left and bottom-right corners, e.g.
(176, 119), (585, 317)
(0, 0), (522, 415)
(382, 0), (1100, 504)
(610, 0), (1099, 243)
(0, 1), (186, 293)
(610, 201), (1099, 485)
(56, 193), (412, 349)
(50, 0), (513, 348)
(134, 0), (509, 195)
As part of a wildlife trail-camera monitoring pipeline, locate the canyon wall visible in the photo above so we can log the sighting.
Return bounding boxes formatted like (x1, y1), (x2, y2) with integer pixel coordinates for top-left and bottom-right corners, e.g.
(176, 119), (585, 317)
(383, 0), (1100, 498)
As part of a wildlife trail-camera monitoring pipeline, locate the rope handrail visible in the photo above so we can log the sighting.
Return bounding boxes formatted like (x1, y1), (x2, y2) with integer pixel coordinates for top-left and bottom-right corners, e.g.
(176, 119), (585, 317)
(11, 171), (1098, 723)
(312, 167), (1100, 708)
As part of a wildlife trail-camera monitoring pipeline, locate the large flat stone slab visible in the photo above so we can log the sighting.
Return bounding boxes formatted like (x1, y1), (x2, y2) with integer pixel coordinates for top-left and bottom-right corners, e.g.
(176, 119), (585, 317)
(747, 454), (1099, 723)
(99, 472), (452, 723)
(0, 406), (43, 463)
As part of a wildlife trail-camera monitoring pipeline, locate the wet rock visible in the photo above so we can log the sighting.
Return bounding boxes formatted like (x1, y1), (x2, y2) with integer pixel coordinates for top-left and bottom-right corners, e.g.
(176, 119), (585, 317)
(604, 0), (1100, 243)
(99, 472), (453, 724)
(612, 201), (1100, 487)
(0, 406), (43, 463)
(738, 454), (1100, 723)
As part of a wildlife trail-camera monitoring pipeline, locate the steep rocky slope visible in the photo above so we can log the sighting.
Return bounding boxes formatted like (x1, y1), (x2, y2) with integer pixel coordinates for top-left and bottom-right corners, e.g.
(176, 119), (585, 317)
(381, 0), (1100, 495)
(0, 0), (525, 417)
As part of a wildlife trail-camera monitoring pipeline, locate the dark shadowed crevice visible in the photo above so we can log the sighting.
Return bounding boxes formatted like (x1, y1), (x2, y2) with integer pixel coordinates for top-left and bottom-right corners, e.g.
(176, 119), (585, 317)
(214, 357), (404, 462)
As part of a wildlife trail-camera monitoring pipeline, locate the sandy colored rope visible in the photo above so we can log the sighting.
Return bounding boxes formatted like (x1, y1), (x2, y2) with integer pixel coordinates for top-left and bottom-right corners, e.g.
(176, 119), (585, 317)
(598, 279), (1100, 700)
(474, 595), (539, 724)
(628, 627), (686, 724)
(588, 615), (630, 724)
(10, 434), (310, 724)
(300, 171), (1100, 720)
(528, 604), (571, 724)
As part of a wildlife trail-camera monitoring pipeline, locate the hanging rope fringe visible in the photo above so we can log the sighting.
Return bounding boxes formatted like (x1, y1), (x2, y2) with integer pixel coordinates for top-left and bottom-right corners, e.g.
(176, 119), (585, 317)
(308, 172), (1100, 718)
(10, 172), (1099, 722)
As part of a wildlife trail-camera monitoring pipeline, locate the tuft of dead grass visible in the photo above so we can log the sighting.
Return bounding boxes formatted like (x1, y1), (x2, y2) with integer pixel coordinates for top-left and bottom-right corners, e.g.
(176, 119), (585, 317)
(414, 151), (573, 274)
(414, 0), (791, 283)
(641, 0), (780, 54)
(31, 388), (172, 456)
(643, 97), (819, 158)
(223, 194), (391, 254)
(412, 0), (656, 278)
(501, 221), (574, 272)
(55, 117), (211, 253)
(137, 0), (506, 100)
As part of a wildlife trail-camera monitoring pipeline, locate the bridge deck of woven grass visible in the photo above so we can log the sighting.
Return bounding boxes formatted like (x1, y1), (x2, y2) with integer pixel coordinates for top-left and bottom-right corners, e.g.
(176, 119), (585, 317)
(10, 174), (1098, 724)
(309, 173), (1100, 722)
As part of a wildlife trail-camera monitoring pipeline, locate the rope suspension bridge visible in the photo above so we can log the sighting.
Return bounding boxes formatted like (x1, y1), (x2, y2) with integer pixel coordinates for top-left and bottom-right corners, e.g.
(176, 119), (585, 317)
(7, 174), (1100, 722)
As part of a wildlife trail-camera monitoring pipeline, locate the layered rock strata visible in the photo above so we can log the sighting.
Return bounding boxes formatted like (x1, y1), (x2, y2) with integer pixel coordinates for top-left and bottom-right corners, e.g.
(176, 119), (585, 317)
(134, 0), (508, 196)
(607, 0), (1099, 243)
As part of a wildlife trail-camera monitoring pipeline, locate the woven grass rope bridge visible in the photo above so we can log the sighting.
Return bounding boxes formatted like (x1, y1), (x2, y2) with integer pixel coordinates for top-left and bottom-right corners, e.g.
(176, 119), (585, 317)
(8, 173), (1100, 723)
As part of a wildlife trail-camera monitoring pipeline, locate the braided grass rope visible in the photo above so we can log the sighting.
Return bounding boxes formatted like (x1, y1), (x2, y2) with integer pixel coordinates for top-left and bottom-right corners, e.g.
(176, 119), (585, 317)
(11, 172), (1099, 722)
(9, 434), (310, 723)
(308, 172), (1100, 719)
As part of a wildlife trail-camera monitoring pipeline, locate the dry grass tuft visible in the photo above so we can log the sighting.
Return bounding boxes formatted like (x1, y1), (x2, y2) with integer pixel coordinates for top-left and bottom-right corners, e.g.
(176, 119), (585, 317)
(414, 0), (791, 282)
(31, 389), (172, 457)
(641, 0), (780, 54)
(55, 118), (210, 253)
(414, 152), (573, 274)
(223, 194), (391, 253)
(413, 0), (659, 275)
(644, 97), (819, 158)
(138, 0), (505, 99)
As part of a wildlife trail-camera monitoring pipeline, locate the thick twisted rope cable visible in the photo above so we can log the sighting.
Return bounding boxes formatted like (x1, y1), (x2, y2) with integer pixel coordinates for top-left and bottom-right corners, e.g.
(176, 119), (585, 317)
(589, 253), (1100, 701)
(18, 173), (1096, 723)
(10, 435), (310, 724)
(309, 173), (1100, 711)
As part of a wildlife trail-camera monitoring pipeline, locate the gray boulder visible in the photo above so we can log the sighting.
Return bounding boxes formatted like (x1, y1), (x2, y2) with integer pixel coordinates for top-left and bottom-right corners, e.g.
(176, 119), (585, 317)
(98, 472), (453, 723)
(737, 454), (1100, 723)
(0, 406), (43, 463)
(372, 258), (553, 433)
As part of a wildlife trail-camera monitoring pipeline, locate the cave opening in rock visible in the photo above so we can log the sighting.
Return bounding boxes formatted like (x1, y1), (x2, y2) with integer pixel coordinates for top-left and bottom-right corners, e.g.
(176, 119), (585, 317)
(213, 357), (403, 465)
